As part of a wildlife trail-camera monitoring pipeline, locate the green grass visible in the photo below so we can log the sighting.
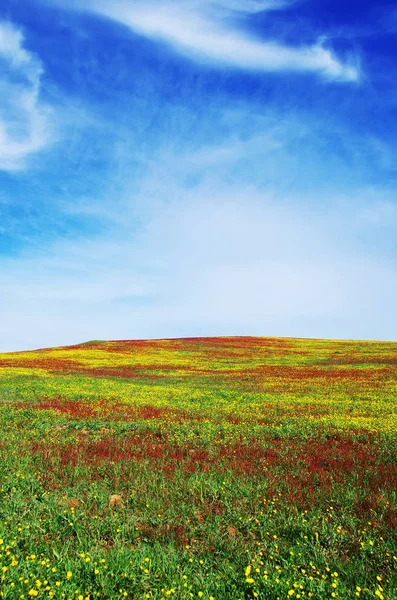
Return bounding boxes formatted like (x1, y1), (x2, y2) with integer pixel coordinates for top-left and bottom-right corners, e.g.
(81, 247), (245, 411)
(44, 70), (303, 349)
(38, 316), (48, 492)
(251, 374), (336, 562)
(0, 336), (396, 599)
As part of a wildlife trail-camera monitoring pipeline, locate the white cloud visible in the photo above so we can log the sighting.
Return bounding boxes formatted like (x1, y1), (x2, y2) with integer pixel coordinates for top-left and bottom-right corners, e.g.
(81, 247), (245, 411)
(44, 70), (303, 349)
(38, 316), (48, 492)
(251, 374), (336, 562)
(47, 0), (359, 81)
(213, 0), (294, 13)
(1, 181), (396, 351)
(0, 21), (52, 172)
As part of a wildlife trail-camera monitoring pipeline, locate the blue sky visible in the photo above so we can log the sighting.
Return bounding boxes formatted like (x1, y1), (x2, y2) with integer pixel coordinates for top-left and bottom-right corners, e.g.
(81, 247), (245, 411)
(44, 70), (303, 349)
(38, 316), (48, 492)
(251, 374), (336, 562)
(0, 0), (397, 350)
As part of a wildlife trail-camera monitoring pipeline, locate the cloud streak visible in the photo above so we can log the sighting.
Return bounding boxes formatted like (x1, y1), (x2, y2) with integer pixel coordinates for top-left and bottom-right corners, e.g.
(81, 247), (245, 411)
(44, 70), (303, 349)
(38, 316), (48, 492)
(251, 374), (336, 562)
(47, 0), (359, 81)
(0, 21), (52, 172)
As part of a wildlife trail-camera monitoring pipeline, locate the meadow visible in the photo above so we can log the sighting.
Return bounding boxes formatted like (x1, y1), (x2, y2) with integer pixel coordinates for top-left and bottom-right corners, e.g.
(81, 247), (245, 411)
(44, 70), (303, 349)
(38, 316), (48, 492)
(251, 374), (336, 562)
(0, 336), (396, 600)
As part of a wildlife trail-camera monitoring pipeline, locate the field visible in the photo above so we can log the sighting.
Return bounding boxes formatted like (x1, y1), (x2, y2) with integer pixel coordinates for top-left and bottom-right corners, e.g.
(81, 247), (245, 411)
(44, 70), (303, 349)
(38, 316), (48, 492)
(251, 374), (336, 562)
(0, 336), (396, 600)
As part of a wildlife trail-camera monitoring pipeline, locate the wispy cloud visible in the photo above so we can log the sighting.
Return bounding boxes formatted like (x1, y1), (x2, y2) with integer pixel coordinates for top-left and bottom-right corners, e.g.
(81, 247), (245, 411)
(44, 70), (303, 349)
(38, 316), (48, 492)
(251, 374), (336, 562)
(0, 21), (52, 172)
(47, 0), (359, 81)
(1, 134), (397, 351)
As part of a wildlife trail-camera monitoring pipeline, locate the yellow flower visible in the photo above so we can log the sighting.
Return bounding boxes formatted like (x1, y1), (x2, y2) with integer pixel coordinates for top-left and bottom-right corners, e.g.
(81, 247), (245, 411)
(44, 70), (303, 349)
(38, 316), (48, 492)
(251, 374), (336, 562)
(245, 565), (252, 577)
(28, 592), (38, 598)
(66, 571), (72, 579)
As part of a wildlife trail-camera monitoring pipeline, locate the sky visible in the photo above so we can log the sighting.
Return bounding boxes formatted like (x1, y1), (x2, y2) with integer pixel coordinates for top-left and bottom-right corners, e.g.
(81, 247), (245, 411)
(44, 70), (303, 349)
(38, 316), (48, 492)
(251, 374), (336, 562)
(0, 0), (397, 351)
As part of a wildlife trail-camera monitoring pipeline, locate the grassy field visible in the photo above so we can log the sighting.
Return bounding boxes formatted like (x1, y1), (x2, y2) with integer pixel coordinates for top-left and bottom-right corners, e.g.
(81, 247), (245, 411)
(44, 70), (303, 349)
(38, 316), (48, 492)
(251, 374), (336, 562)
(0, 336), (396, 600)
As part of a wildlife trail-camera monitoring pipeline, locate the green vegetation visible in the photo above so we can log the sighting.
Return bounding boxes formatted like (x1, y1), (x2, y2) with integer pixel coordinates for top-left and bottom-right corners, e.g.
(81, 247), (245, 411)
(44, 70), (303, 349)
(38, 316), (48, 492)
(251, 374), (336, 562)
(0, 336), (396, 599)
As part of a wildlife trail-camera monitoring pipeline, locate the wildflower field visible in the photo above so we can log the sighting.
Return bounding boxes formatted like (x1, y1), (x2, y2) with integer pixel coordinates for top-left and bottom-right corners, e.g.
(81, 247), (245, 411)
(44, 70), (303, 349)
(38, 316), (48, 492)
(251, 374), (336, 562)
(0, 336), (396, 600)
